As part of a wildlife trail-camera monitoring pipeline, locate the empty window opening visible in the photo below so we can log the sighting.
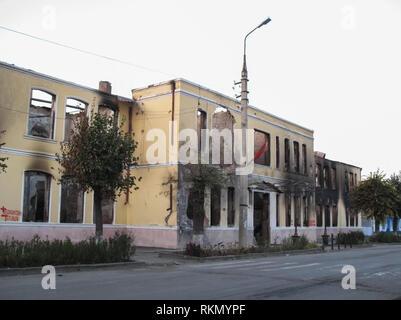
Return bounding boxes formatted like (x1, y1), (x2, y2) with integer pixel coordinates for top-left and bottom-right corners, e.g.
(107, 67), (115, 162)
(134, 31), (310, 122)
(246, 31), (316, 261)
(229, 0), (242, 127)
(316, 204), (322, 227)
(276, 193), (280, 227)
(294, 196), (300, 227)
(350, 172), (354, 187)
(210, 187), (221, 226)
(345, 171), (349, 192)
(253, 192), (270, 245)
(332, 205), (338, 227)
(284, 138), (290, 172)
(227, 187), (235, 227)
(324, 206), (330, 227)
(23, 171), (51, 222)
(60, 177), (84, 223)
(98, 105), (116, 119)
(197, 109), (207, 153)
(28, 89), (56, 139)
(323, 166), (329, 189)
(293, 141), (300, 173)
(302, 144), (307, 175)
(315, 164), (322, 187)
(276, 136), (280, 169)
(331, 168), (337, 190)
(303, 196), (309, 227)
(211, 111), (234, 167)
(254, 130), (270, 166)
(94, 194), (114, 224)
(285, 193), (291, 227)
(64, 98), (87, 141)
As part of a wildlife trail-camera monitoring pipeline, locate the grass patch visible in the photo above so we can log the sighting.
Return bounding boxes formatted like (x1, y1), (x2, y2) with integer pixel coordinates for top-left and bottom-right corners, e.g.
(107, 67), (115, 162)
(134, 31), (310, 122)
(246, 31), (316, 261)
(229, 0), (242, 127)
(184, 235), (318, 257)
(0, 231), (135, 268)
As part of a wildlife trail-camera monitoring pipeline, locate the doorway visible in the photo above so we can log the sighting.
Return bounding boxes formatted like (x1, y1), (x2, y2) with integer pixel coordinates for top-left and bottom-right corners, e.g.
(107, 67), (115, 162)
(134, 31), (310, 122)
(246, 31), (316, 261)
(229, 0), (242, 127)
(253, 192), (270, 246)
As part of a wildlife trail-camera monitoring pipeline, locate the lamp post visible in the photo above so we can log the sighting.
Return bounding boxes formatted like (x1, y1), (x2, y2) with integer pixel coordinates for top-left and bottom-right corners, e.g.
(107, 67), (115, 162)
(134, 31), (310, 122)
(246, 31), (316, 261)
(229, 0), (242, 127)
(239, 17), (272, 248)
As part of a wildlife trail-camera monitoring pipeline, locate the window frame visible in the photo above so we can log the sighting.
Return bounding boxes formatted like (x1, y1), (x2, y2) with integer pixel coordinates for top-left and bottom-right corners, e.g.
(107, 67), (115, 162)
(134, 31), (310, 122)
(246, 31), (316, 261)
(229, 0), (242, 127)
(63, 97), (89, 142)
(26, 88), (58, 141)
(22, 170), (52, 223)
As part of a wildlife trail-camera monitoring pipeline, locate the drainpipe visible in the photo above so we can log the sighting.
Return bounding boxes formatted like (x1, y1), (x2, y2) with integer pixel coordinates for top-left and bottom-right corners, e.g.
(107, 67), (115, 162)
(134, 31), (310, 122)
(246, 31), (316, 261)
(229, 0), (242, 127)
(125, 103), (133, 205)
(164, 81), (176, 223)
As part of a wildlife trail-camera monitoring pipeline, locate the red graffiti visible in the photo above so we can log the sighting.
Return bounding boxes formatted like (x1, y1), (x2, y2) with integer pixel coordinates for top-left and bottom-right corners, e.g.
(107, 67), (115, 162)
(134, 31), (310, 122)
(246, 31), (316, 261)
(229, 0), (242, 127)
(0, 207), (21, 222)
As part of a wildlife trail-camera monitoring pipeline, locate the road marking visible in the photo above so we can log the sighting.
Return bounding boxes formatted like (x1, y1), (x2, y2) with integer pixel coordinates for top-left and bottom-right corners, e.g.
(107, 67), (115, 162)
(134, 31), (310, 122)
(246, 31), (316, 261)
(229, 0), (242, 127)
(234, 262), (298, 270)
(209, 261), (277, 270)
(260, 262), (320, 272)
(192, 259), (266, 268)
(281, 263), (320, 270)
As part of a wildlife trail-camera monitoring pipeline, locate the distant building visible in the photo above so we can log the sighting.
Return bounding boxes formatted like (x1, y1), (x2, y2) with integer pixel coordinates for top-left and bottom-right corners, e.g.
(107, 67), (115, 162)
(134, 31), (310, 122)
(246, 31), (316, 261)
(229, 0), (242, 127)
(314, 152), (367, 235)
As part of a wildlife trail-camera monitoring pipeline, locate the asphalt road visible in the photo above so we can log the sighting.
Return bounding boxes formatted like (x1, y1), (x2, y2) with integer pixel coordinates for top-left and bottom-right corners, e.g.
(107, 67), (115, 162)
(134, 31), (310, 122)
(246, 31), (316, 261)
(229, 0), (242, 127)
(1, 244), (400, 300)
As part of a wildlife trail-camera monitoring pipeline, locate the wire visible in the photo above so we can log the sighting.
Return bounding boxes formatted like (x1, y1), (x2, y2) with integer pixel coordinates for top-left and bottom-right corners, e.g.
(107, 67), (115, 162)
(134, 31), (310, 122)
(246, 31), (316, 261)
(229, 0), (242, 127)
(0, 25), (177, 78)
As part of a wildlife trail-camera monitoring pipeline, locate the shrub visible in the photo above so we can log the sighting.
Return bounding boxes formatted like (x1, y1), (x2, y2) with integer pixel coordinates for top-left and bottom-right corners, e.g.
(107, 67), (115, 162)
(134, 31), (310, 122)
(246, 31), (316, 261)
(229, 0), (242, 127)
(0, 231), (135, 268)
(338, 231), (365, 245)
(281, 235), (311, 251)
(369, 232), (401, 243)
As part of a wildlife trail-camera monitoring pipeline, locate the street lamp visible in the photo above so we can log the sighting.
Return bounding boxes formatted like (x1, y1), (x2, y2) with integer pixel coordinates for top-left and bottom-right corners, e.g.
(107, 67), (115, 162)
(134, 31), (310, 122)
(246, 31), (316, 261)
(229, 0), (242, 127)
(239, 17), (272, 248)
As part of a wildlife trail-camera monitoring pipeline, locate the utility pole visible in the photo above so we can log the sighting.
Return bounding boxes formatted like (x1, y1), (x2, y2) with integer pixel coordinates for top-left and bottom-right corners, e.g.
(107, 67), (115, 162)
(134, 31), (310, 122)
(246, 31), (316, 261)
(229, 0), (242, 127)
(239, 17), (271, 248)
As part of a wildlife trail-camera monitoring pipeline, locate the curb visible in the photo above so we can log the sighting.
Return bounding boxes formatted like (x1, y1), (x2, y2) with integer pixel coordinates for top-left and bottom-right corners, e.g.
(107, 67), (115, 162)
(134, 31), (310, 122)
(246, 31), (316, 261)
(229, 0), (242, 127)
(0, 260), (147, 276)
(159, 248), (323, 262)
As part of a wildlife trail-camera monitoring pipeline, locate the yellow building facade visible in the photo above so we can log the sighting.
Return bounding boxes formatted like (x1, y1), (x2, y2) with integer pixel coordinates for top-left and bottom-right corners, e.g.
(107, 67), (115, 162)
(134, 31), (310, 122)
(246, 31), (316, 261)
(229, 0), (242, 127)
(0, 61), (362, 249)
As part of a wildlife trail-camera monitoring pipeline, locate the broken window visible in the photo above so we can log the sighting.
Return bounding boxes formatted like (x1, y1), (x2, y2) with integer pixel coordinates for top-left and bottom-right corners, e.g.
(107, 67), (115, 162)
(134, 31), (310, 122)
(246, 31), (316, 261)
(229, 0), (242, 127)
(94, 194), (114, 224)
(210, 186), (221, 226)
(332, 205), (338, 227)
(64, 98), (87, 141)
(315, 163), (322, 187)
(285, 193), (291, 227)
(345, 208), (350, 227)
(23, 171), (51, 222)
(98, 105), (115, 119)
(331, 168), (337, 190)
(294, 196), (300, 227)
(303, 196), (309, 227)
(293, 141), (300, 173)
(284, 138), (290, 172)
(276, 193), (280, 227)
(227, 187), (235, 227)
(316, 204), (322, 227)
(354, 173), (358, 185)
(197, 109), (207, 153)
(324, 206), (330, 227)
(323, 166), (329, 189)
(349, 172), (354, 187)
(276, 136), (280, 169)
(211, 110), (234, 167)
(60, 177), (84, 223)
(28, 89), (56, 139)
(345, 171), (349, 192)
(302, 144), (307, 175)
(254, 130), (270, 166)
(350, 213), (355, 227)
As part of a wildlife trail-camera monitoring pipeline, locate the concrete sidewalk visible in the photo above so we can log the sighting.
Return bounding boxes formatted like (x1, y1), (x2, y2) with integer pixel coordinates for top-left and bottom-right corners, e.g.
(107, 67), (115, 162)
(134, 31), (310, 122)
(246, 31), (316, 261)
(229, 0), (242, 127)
(131, 247), (183, 266)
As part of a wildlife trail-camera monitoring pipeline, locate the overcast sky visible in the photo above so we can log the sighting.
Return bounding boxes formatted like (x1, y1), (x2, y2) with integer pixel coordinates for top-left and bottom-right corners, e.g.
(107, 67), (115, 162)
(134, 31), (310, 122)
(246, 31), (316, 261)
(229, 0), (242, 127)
(1, 0), (400, 178)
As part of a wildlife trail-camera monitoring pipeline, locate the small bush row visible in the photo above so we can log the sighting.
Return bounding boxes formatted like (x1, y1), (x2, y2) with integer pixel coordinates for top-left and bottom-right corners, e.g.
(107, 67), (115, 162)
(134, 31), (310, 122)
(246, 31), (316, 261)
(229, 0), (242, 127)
(0, 231), (135, 268)
(369, 232), (401, 243)
(184, 235), (318, 257)
(337, 231), (365, 245)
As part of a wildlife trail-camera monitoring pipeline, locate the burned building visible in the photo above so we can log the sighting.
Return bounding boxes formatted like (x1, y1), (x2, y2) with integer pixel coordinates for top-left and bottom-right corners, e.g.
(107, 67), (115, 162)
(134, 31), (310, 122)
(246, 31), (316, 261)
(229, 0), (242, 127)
(314, 152), (364, 236)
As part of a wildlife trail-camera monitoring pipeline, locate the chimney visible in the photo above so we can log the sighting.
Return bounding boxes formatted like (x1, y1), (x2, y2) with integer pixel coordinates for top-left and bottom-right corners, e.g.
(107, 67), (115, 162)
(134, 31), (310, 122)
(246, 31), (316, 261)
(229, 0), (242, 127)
(99, 81), (112, 94)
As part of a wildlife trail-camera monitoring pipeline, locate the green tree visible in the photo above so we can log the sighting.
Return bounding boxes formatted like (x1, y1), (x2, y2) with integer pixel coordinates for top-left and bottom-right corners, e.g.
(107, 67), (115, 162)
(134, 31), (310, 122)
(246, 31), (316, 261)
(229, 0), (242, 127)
(0, 130), (8, 174)
(56, 112), (140, 241)
(349, 170), (398, 234)
(388, 172), (401, 232)
(185, 164), (227, 244)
